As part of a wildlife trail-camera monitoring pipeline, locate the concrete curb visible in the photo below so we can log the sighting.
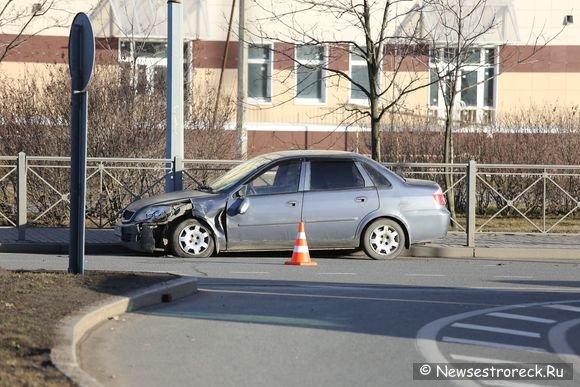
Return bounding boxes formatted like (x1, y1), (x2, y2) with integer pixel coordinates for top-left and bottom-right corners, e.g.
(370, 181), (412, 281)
(410, 246), (580, 259)
(0, 242), (131, 255)
(50, 275), (198, 387)
(2, 240), (579, 260)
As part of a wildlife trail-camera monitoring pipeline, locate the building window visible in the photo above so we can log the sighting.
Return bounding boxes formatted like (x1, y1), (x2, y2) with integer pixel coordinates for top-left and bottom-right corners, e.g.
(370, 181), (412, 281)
(119, 40), (168, 92)
(295, 45), (325, 102)
(119, 40), (168, 62)
(248, 44), (272, 103)
(119, 40), (193, 97)
(429, 68), (439, 107)
(350, 45), (370, 103)
(429, 47), (497, 125)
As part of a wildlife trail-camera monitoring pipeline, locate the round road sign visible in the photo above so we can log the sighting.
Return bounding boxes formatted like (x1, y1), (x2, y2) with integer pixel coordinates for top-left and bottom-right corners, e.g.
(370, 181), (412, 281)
(68, 12), (95, 92)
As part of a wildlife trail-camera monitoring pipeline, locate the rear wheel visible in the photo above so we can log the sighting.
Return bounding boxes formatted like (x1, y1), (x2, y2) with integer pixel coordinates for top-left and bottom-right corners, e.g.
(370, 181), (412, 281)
(362, 219), (405, 260)
(170, 218), (215, 258)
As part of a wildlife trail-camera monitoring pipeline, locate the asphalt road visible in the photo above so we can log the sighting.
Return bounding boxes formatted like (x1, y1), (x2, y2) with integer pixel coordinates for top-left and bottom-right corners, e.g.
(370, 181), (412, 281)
(2, 252), (580, 386)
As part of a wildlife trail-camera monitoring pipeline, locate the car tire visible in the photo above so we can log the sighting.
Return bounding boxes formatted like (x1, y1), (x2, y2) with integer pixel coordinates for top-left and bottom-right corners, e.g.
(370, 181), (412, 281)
(170, 218), (215, 258)
(362, 219), (405, 260)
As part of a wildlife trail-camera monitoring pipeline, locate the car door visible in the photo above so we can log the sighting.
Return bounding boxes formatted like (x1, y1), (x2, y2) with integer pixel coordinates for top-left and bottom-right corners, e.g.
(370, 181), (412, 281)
(302, 158), (379, 248)
(226, 159), (304, 250)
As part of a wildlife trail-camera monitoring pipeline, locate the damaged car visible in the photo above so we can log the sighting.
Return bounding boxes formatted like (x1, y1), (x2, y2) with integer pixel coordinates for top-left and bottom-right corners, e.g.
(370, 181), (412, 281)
(115, 150), (450, 259)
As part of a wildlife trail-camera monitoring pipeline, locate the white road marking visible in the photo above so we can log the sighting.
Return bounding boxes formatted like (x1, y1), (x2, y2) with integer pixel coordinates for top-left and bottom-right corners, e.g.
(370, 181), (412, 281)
(405, 274), (446, 277)
(201, 288), (495, 306)
(466, 286), (579, 292)
(544, 304), (580, 313)
(318, 272), (356, 275)
(229, 271), (269, 274)
(487, 312), (556, 324)
(417, 299), (580, 387)
(441, 336), (546, 353)
(493, 275), (534, 279)
(449, 354), (526, 365)
(547, 317), (580, 378)
(451, 323), (541, 338)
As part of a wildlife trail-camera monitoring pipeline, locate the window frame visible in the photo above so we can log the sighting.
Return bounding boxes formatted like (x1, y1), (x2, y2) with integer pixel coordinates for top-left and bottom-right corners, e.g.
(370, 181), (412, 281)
(118, 39), (193, 98)
(247, 42), (273, 104)
(349, 44), (372, 105)
(428, 46), (498, 124)
(119, 39), (168, 93)
(294, 44), (327, 104)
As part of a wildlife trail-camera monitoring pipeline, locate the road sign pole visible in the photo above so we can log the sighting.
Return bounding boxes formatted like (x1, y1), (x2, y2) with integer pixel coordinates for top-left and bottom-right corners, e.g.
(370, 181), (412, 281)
(69, 90), (88, 274)
(68, 13), (95, 275)
(166, 0), (184, 192)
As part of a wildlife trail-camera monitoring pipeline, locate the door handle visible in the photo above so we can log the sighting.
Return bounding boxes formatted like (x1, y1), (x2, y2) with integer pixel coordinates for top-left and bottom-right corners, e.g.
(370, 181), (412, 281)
(355, 196), (367, 203)
(287, 201), (298, 207)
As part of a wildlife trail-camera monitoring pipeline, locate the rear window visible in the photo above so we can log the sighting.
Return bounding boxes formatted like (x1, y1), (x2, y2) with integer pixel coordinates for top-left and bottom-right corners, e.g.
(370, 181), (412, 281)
(362, 162), (392, 188)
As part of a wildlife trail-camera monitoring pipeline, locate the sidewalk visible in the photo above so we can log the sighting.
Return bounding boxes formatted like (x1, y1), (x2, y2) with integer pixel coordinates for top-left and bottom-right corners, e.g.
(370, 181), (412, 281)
(0, 227), (125, 255)
(412, 232), (580, 259)
(0, 227), (579, 259)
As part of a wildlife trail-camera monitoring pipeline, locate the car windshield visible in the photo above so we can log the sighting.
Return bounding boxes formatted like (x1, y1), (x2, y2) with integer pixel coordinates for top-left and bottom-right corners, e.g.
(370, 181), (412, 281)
(206, 154), (279, 192)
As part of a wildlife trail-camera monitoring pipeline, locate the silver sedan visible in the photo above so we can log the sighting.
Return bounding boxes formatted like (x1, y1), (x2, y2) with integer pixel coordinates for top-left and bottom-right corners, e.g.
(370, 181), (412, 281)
(115, 150), (450, 259)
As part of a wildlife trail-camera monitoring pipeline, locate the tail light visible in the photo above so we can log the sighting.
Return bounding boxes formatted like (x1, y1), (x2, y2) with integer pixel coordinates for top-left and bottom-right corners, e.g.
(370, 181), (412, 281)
(433, 189), (446, 206)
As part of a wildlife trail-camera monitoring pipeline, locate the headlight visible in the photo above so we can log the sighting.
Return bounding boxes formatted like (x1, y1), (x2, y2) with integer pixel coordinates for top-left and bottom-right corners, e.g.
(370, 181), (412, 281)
(134, 205), (173, 223)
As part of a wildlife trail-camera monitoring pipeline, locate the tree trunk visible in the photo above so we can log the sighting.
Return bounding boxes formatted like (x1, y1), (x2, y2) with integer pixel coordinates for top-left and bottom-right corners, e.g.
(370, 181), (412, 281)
(370, 98), (382, 162)
(371, 116), (381, 162)
(443, 101), (457, 228)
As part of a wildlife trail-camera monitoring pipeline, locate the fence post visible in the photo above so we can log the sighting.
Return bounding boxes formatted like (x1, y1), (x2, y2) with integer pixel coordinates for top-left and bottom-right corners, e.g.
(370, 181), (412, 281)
(17, 152), (27, 241)
(466, 160), (477, 248)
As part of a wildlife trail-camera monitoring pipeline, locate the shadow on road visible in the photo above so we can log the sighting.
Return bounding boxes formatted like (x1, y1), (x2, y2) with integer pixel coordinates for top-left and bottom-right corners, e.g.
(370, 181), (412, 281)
(134, 276), (580, 353)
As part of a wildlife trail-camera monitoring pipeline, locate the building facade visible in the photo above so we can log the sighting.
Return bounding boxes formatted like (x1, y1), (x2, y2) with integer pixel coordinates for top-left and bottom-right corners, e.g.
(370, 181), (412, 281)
(1, 0), (579, 156)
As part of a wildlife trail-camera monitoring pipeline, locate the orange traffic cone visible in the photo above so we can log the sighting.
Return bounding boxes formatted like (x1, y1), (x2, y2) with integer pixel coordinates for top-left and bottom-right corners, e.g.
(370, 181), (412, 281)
(285, 222), (317, 266)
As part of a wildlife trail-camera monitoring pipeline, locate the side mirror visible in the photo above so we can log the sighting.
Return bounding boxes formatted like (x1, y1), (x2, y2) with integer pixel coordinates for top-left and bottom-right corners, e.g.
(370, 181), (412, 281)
(238, 198), (250, 215)
(237, 185), (248, 198)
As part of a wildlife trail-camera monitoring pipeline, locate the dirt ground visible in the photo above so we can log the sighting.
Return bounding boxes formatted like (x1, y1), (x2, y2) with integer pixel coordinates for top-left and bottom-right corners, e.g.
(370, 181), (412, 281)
(0, 268), (174, 387)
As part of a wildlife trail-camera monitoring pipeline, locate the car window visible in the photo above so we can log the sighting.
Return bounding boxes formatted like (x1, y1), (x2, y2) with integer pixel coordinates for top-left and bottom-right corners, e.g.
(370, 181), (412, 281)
(310, 160), (365, 190)
(248, 160), (301, 196)
(362, 162), (392, 188)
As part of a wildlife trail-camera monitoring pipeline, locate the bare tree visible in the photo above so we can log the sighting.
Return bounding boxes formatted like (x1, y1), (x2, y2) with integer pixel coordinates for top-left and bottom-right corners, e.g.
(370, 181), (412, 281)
(422, 0), (497, 161)
(414, 0), (502, 221)
(248, 0), (434, 161)
(0, 0), (63, 63)
(420, 0), (566, 222)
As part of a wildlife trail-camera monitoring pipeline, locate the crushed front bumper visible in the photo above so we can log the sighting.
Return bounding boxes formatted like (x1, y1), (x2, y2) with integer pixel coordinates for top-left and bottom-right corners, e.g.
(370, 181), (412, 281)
(115, 223), (164, 254)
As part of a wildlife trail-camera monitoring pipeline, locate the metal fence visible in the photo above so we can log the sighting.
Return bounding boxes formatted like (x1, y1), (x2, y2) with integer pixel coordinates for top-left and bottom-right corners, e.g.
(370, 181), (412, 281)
(1, 153), (579, 245)
(0, 153), (240, 234)
(386, 161), (580, 245)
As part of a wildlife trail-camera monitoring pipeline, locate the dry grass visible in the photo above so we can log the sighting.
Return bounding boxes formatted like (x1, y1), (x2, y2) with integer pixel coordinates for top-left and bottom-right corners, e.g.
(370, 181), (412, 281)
(0, 269), (173, 387)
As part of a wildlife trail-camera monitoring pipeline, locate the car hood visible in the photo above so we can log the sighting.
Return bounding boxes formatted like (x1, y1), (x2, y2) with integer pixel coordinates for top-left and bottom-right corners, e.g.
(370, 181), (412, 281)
(126, 190), (216, 211)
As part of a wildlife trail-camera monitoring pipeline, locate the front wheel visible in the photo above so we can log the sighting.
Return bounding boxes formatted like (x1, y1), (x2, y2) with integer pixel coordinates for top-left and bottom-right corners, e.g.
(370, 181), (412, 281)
(362, 219), (405, 260)
(170, 218), (215, 258)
